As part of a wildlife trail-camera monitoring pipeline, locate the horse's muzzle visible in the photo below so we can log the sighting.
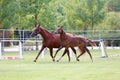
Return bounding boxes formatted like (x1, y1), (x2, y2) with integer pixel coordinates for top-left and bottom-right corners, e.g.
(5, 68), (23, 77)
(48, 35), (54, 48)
(30, 33), (36, 37)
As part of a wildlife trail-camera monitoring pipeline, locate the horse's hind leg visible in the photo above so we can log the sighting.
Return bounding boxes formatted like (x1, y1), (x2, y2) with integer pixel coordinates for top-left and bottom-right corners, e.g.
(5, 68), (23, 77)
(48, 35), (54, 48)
(34, 45), (45, 62)
(85, 47), (93, 62)
(77, 47), (86, 61)
(71, 47), (79, 61)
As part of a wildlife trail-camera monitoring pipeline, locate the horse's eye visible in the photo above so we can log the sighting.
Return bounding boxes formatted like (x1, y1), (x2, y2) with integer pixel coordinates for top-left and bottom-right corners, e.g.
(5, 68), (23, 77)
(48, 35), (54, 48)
(35, 29), (38, 32)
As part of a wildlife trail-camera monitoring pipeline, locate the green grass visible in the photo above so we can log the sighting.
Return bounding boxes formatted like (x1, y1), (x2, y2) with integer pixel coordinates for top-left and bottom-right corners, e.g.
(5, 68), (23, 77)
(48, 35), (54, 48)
(0, 49), (120, 80)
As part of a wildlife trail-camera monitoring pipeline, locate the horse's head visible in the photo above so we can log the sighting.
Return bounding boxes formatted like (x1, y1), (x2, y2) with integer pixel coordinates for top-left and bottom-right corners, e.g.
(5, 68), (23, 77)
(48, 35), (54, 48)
(54, 25), (63, 34)
(31, 24), (40, 37)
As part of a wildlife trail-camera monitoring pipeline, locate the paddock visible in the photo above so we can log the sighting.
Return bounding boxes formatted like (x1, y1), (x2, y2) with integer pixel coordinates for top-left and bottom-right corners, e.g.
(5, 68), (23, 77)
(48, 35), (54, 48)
(0, 30), (120, 80)
(0, 49), (120, 80)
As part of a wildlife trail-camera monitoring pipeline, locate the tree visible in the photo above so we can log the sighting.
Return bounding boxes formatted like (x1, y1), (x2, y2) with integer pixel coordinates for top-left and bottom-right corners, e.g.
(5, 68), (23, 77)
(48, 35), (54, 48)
(0, 0), (19, 29)
(40, 0), (66, 30)
(108, 0), (120, 11)
(100, 12), (120, 30)
(63, 0), (107, 30)
(0, 0), (117, 30)
(0, 0), (51, 29)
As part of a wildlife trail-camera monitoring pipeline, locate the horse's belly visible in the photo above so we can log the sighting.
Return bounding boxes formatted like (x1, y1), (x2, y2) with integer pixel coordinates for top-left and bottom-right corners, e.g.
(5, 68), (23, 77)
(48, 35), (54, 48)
(46, 42), (60, 48)
(63, 41), (80, 47)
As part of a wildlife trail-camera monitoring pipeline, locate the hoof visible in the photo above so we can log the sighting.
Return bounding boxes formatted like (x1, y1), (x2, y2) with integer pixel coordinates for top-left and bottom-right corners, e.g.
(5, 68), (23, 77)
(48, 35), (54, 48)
(33, 60), (36, 62)
(56, 60), (59, 62)
(77, 58), (79, 61)
(91, 60), (93, 63)
(52, 59), (55, 62)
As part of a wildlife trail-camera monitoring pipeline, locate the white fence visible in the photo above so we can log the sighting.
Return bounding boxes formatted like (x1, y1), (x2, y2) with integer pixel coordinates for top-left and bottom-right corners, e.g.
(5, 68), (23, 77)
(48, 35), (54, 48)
(0, 40), (23, 59)
(0, 39), (42, 60)
(0, 29), (120, 59)
(1, 29), (120, 46)
(0, 39), (109, 60)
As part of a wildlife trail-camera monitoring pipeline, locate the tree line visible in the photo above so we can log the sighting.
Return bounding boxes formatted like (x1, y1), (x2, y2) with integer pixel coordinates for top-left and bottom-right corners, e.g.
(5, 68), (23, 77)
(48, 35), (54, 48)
(0, 0), (120, 30)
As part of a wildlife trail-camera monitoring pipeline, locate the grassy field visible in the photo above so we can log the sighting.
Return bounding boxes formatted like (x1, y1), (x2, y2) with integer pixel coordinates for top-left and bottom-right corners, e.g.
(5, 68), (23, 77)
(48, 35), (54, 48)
(0, 49), (120, 80)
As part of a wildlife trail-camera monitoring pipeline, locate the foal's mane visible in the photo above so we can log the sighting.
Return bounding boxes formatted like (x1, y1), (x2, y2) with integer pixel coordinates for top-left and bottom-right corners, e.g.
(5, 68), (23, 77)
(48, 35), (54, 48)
(59, 27), (67, 41)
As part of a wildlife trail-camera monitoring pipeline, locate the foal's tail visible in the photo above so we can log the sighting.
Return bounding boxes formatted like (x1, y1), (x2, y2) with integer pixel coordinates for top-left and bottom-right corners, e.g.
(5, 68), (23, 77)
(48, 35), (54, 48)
(87, 39), (97, 47)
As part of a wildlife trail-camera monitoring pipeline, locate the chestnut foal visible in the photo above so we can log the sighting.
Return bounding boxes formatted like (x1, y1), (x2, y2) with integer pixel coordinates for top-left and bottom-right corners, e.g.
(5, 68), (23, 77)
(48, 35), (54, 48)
(54, 26), (96, 62)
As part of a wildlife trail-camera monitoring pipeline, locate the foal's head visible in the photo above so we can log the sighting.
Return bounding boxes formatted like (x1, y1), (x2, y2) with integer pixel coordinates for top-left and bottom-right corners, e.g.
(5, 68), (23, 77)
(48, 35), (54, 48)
(55, 25), (64, 34)
(31, 24), (40, 37)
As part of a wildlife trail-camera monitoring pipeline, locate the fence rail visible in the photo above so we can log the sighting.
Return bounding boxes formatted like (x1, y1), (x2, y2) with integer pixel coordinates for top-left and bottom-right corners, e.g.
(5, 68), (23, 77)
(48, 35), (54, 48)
(0, 29), (120, 40)
(67, 30), (120, 40)
(0, 29), (120, 46)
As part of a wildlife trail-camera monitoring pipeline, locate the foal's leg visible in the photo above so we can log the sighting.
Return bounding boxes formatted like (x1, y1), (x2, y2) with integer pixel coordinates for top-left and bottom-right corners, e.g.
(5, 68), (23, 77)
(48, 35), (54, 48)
(66, 49), (71, 62)
(71, 47), (79, 61)
(49, 48), (55, 62)
(77, 47), (86, 61)
(34, 45), (45, 62)
(85, 47), (93, 62)
(53, 46), (63, 58)
(56, 48), (68, 62)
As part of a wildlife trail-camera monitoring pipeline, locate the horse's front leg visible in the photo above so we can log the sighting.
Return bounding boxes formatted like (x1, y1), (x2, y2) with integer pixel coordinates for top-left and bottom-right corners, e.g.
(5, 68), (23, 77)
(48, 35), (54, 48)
(56, 48), (67, 62)
(34, 45), (45, 62)
(53, 46), (63, 58)
(71, 47), (79, 61)
(66, 49), (71, 62)
(49, 48), (55, 62)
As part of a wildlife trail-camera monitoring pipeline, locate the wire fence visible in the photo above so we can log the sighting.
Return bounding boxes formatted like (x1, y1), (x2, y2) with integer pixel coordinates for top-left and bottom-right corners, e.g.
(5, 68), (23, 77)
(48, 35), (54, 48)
(0, 29), (120, 47)
(0, 29), (119, 59)
(67, 30), (120, 40)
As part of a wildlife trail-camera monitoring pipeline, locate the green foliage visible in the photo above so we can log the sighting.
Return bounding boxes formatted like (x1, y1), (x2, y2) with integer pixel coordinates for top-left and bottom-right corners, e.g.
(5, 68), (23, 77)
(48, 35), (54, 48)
(75, 0), (107, 30)
(109, 0), (120, 11)
(53, 0), (107, 30)
(0, 0), (119, 30)
(96, 12), (120, 30)
(105, 12), (120, 30)
(0, 0), (51, 29)
(0, 0), (19, 29)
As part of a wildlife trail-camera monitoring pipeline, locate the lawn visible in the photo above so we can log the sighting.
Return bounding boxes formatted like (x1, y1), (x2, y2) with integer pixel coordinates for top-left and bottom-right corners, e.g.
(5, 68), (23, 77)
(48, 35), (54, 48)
(0, 49), (120, 80)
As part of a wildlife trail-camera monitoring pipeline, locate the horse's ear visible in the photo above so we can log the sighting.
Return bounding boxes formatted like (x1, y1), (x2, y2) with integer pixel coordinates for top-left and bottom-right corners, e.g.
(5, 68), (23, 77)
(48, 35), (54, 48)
(35, 24), (39, 27)
(35, 24), (37, 27)
(38, 24), (40, 26)
(58, 25), (60, 27)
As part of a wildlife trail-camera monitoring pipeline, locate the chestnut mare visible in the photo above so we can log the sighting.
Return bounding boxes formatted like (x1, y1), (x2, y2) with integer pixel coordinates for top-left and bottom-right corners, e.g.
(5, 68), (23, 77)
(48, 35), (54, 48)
(54, 26), (96, 62)
(31, 24), (79, 62)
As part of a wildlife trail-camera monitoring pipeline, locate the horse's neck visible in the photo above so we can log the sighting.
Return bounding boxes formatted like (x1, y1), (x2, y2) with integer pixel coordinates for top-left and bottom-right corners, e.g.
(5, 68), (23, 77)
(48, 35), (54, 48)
(40, 27), (53, 40)
(60, 30), (67, 41)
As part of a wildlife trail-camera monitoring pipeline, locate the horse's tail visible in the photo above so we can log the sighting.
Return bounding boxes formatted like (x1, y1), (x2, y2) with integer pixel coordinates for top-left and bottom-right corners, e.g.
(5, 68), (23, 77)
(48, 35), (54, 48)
(87, 39), (97, 47)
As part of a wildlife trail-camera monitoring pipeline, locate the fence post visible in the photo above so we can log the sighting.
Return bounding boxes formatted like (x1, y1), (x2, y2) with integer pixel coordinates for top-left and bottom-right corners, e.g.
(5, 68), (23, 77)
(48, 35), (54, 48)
(0, 41), (2, 59)
(69, 48), (73, 57)
(100, 39), (108, 58)
(19, 41), (23, 58)
(41, 48), (47, 58)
